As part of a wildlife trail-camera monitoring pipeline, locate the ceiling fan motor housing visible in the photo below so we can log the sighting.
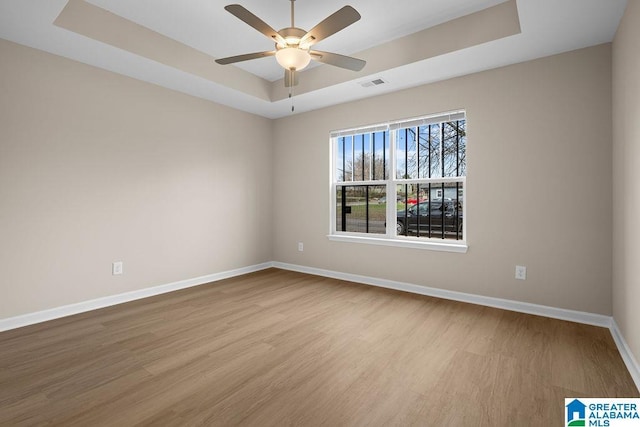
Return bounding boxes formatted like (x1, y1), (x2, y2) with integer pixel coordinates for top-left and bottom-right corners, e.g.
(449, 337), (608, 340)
(276, 27), (309, 48)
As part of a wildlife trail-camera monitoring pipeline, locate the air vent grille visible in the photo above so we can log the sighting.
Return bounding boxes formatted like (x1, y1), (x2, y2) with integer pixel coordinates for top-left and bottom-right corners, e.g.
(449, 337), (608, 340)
(359, 78), (387, 88)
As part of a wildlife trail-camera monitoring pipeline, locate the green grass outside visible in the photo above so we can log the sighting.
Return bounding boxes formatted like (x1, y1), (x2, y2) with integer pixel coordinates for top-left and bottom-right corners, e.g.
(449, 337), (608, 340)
(342, 203), (408, 221)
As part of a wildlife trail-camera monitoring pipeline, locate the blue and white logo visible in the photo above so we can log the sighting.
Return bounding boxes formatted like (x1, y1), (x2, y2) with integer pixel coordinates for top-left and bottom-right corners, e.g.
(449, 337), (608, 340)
(565, 398), (640, 427)
(567, 399), (587, 426)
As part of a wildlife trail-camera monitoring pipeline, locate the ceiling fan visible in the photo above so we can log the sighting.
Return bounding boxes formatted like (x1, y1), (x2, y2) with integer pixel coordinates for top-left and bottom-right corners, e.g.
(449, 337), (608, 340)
(215, 0), (366, 87)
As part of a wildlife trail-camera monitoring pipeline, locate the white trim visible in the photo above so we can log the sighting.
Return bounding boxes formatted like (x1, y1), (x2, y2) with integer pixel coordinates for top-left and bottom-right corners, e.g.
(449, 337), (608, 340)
(329, 110), (466, 138)
(327, 234), (468, 253)
(610, 319), (640, 392)
(389, 111), (466, 131)
(272, 262), (610, 327)
(391, 176), (466, 185)
(0, 262), (273, 332)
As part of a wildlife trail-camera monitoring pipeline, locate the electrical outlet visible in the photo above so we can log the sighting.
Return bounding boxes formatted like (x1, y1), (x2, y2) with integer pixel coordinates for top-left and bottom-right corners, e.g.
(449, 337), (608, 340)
(112, 261), (123, 275)
(515, 265), (526, 280)
(298, 242), (304, 252)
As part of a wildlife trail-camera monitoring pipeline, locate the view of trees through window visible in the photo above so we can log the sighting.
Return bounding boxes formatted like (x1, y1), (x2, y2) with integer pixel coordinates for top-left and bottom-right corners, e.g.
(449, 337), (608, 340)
(333, 113), (466, 242)
(336, 131), (388, 182)
(396, 122), (466, 179)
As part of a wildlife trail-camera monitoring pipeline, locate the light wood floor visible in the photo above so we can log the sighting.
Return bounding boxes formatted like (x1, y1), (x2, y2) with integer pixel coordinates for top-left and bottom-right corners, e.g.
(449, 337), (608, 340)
(1, 268), (637, 426)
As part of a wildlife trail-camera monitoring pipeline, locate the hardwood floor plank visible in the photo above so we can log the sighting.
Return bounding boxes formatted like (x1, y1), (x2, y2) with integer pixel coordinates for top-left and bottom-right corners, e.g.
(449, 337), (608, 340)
(0, 268), (637, 426)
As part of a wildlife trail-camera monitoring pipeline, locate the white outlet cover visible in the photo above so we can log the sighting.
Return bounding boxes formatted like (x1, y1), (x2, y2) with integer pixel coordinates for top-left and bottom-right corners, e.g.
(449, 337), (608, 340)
(515, 265), (526, 280)
(112, 261), (123, 275)
(298, 242), (304, 252)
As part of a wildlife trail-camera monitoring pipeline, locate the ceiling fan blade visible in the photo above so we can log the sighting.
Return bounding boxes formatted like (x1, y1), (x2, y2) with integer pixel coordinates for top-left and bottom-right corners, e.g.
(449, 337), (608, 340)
(215, 51), (276, 65)
(300, 6), (361, 47)
(310, 50), (366, 71)
(284, 69), (298, 87)
(224, 4), (286, 45)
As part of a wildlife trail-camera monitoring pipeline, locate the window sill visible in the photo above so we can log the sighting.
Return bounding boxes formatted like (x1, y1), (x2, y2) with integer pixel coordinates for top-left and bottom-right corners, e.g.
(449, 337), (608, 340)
(327, 234), (468, 253)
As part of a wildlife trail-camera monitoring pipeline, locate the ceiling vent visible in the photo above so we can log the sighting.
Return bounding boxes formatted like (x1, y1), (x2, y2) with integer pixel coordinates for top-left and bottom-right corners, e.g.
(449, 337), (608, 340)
(359, 78), (387, 88)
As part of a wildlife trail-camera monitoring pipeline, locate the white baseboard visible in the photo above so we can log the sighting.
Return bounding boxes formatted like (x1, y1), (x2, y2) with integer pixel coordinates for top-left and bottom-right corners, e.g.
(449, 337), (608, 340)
(272, 262), (611, 327)
(273, 261), (640, 392)
(0, 262), (273, 332)
(610, 319), (640, 392)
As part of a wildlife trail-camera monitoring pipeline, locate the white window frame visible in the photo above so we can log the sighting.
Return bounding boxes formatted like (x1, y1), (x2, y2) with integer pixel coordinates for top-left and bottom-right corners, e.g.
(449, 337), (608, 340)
(328, 110), (467, 253)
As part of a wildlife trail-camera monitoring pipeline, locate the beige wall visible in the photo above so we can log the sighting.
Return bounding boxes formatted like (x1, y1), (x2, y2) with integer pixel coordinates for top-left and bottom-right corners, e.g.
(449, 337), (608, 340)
(0, 39), (273, 318)
(0, 37), (618, 322)
(273, 44), (613, 315)
(613, 1), (640, 370)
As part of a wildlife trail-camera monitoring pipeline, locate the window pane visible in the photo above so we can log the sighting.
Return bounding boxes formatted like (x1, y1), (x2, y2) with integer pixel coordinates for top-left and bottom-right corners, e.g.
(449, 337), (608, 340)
(394, 120), (466, 179)
(372, 131), (388, 180)
(458, 120), (467, 177)
(336, 136), (353, 182)
(396, 129), (406, 179)
(353, 133), (371, 181)
(443, 121), (462, 177)
(395, 182), (464, 240)
(417, 126), (429, 179)
(406, 128), (418, 179)
(429, 123), (442, 178)
(353, 134), (365, 181)
(335, 185), (386, 234)
(338, 132), (389, 183)
(336, 137), (345, 182)
(396, 128), (419, 180)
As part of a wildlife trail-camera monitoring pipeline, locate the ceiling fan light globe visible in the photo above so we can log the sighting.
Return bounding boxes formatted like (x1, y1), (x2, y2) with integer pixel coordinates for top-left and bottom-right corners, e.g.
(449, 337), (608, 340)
(276, 47), (311, 71)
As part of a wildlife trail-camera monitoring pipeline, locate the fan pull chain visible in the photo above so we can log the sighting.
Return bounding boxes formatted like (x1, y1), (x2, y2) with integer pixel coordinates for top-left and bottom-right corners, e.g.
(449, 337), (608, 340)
(289, 84), (295, 112)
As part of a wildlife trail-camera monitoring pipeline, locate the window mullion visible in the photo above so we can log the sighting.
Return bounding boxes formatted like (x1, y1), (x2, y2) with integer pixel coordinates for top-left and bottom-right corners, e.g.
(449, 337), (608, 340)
(387, 130), (397, 238)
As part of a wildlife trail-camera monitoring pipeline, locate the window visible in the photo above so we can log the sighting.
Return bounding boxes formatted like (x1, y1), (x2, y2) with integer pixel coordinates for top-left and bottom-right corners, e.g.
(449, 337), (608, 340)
(330, 111), (467, 252)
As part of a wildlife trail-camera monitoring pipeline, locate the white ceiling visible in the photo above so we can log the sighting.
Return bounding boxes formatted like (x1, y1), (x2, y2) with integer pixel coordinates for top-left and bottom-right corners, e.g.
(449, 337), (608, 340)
(0, 0), (628, 118)
(85, 0), (509, 82)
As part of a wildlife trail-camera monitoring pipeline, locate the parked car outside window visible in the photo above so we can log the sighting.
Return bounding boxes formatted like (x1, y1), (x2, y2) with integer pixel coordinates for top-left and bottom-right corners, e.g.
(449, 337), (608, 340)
(396, 199), (463, 236)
